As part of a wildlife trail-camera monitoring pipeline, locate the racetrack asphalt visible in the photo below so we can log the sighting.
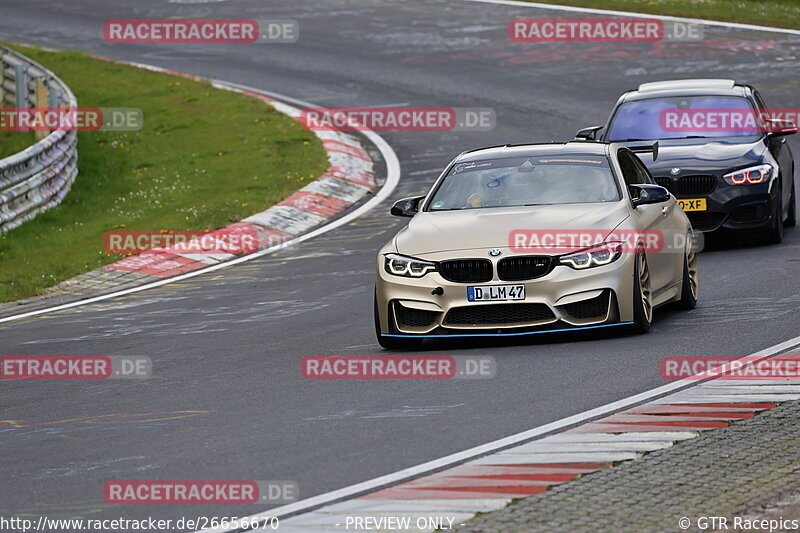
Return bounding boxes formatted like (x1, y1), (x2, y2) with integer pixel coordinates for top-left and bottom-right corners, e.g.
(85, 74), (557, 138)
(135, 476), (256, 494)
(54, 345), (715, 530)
(1, 0), (799, 527)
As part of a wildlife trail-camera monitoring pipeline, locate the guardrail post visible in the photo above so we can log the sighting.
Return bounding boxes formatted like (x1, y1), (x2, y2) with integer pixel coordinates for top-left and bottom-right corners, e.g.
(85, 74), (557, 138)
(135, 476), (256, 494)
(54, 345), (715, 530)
(0, 53), (5, 107)
(48, 84), (61, 108)
(34, 77), (49, 141)
(14, 63), (27, 108)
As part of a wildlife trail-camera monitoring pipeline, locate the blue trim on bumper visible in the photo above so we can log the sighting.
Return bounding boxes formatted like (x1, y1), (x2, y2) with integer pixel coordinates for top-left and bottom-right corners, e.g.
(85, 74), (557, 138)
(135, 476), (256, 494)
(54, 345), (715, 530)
(382, 321), (634, 339)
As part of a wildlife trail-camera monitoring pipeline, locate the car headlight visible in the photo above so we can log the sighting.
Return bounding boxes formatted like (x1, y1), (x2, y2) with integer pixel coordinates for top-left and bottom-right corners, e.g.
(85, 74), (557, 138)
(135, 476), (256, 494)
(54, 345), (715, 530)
(384, 253), (437, 277)
(723, 164), (772, 185)
(559, 242), (624, 270)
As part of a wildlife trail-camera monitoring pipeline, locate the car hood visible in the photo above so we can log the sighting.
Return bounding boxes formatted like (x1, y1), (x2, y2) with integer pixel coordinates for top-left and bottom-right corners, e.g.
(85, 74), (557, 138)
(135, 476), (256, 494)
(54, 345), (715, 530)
(394, 202), (630, 256)
(630, 138), (766, 174)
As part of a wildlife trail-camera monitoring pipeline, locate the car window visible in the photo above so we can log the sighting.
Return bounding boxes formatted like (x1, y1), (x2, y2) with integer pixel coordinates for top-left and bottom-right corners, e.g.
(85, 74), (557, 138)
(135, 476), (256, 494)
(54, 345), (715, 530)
(630, 154), (655, 184)
(752, 90), (767, 111)
(426, 155), (620, 210)
(617, 150), (646, 187)
(607, 95), (760, 141)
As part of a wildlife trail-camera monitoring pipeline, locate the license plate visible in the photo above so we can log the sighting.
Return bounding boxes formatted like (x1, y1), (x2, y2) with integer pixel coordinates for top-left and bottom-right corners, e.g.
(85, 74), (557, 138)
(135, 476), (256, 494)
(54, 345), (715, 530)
(467, 285), (525, 302)
(677, 198), (707, 211)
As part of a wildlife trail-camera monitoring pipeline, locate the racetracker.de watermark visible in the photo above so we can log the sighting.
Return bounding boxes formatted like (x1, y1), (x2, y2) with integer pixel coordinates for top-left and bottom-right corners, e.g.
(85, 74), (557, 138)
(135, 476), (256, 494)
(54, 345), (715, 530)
(661, 354), (800, 380)
(0, 356), (151, 379)
(0, 108), (143, 132)
(0, 516), (279, 532)
(301, 356), (496, 379)
(509, 18), (703, 42)
(103, 228), (264, 255)
(104, 19), (298, 43)
(660, 108), (800, 133)
(103, 480), (298, 504)
(298, 107), (496, 132)
(508, 229), (702, 254)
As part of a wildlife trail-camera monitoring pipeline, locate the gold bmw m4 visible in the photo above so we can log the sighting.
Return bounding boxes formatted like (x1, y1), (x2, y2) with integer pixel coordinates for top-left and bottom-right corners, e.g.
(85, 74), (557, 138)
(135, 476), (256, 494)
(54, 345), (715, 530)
(375, 141), (698, 349)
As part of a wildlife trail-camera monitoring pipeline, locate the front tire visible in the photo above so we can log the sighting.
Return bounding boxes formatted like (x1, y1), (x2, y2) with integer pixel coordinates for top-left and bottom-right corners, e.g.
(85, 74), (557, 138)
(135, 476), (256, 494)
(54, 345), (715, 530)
(785, 178), (796, 228)
(676, 240), (698, 310)
(630, 251), (653, 334)
(374, 291), (424, 350)
(762, 185), (784, 244)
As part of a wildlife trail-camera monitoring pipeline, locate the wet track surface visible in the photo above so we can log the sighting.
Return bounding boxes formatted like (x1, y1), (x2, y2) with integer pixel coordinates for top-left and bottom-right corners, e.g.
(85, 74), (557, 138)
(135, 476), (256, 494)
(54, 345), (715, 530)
(1, 0), (800, 524)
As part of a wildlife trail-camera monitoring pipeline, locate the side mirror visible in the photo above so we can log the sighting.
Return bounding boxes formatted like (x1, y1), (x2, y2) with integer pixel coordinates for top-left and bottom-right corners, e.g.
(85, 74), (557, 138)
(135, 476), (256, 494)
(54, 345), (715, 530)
(765, 118), (798, 137)
(630, 184), (670, 207)
(390, 196), (425, 217)
(575, 126), (602, 141)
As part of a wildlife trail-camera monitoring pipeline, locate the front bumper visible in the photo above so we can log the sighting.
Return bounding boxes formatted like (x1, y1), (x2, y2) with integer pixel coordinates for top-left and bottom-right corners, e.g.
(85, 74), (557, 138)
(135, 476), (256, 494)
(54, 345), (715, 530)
(375, 250), (636, 337)
(666, 180), (777, 233)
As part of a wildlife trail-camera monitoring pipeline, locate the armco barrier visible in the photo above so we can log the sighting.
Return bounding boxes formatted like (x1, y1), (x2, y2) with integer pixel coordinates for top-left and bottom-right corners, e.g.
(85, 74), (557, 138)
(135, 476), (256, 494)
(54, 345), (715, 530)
(0, 45), (78, 232)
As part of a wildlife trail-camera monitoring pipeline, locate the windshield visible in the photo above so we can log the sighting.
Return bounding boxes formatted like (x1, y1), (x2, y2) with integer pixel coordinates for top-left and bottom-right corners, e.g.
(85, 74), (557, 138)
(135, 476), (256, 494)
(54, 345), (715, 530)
(426, 155), (620, 211)
(607, 96), (761, 141)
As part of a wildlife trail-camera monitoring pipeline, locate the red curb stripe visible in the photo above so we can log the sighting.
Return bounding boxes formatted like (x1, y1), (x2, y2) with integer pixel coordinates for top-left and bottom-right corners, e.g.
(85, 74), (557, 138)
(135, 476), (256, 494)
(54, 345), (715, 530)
(595, 420), (730, 428)
(665, 402), (777, 409)
(241, 224), (293, 250)
(105, 252), (186, 271)
(144, 262), (208, 277)
(322, 140), (371, 161)
(442, 465), (605, 476)
(566, 423), (721, 433)
(360, 488), (522, 500)
(279, 190), (352, 218)
(414, 486), (549, 495)
(628, 405), (768, 414)
(598, 414), (748, 423)
(240, 89), (276, 103)
(323, 166), (376, 188)
(355, 457), (629, 504)
(456, 474), (578, 482)
(482, 462), (613, 469)
(402, 478), (557, 489)
(658, 412), (754, 419)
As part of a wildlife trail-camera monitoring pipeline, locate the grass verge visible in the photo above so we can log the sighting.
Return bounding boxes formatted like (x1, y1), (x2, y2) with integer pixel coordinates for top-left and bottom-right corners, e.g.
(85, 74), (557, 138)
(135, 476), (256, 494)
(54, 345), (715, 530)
(516, 0), (800, 31)
(0, 44), (328, 303)
(0, 131), (35, 158)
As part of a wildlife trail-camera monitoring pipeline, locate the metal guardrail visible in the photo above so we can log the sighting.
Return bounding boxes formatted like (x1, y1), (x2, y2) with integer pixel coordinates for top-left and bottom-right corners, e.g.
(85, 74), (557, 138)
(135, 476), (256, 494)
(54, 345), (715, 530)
(0, 45), (78, 233)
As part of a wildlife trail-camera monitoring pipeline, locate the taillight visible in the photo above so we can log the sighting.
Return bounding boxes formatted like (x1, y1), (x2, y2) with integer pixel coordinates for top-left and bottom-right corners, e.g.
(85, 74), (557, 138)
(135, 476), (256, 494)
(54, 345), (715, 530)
(723, 164), (772, 185)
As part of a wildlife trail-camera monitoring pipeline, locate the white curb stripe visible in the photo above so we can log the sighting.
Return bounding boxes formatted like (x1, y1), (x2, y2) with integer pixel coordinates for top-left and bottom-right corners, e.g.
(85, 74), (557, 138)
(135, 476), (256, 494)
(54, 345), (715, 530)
(501, 441), (672, 452)
(303, 177), (372, 203)
(540, 431), (698, 442)
(469, 452), (642, 464)
(244, 205), (329, 235)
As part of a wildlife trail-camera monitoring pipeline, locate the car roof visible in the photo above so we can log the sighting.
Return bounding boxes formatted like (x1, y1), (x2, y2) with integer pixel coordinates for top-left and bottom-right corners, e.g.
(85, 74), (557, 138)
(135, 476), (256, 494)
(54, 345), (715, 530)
(455, 141), (609, 163)
(623, 78), (748, 100)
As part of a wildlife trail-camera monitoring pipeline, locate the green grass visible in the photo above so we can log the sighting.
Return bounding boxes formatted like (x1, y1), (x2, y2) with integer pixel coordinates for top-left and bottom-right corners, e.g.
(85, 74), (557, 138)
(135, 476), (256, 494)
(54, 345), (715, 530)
(0, 45), (328, 302)
(0, 131), (36, 158)
(518, 0), (800, 30)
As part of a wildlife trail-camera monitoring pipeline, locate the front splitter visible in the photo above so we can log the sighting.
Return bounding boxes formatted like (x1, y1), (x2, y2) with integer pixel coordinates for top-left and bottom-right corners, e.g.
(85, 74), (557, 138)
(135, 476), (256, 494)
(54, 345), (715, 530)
(382, 321), (634, 339)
